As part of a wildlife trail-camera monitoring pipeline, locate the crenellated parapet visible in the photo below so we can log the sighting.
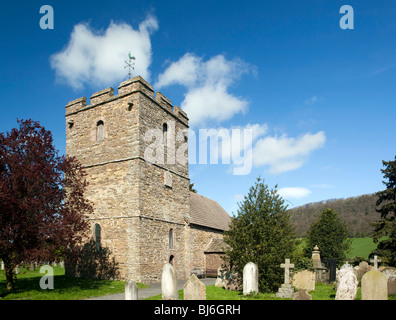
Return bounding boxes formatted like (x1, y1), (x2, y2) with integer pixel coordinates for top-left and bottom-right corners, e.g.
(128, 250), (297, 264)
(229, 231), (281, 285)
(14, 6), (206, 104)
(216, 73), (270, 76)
(65, 75), (188, 126)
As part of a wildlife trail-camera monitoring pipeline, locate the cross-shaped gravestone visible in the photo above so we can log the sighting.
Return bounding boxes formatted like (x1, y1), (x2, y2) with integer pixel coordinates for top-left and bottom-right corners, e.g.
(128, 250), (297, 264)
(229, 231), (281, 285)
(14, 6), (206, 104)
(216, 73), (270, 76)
(370, 255), (382, 271)
(280, 259), (294, 285)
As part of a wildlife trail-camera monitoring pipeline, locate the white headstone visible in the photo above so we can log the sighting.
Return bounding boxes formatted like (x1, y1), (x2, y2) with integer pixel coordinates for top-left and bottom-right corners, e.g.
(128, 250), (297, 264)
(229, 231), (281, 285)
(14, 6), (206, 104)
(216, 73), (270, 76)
(161, 263), (178, 300)
(125, 280), (138, 300)
(335, 264), (358, 300)
(243, 262), (259, 295)
(370, 255), (382, 271)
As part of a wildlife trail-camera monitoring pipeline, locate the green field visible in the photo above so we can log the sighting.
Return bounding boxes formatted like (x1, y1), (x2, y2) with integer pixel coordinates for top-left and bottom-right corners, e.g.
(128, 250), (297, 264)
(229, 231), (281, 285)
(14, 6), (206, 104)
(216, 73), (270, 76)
(347, 237), (386, 259)
(299, 237), (386, 260)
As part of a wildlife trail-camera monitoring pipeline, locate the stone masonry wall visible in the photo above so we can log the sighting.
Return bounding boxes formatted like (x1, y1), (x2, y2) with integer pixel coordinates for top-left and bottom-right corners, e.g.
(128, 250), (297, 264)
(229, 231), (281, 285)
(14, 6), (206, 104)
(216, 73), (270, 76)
(65, 76), (191, 283)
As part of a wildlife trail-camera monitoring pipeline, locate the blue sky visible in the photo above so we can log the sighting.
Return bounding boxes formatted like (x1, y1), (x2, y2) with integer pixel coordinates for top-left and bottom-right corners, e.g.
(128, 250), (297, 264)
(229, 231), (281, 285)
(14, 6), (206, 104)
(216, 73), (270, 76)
(1, 0), (395, 215)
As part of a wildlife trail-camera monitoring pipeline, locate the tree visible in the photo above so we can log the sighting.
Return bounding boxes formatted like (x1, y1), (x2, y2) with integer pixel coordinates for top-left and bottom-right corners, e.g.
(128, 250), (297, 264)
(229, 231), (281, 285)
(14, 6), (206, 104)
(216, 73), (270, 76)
(304, 208), (351, 264)
(372, 155), (396, 266)
(0, 119), (92, 290)
(223, 177), (296, 293)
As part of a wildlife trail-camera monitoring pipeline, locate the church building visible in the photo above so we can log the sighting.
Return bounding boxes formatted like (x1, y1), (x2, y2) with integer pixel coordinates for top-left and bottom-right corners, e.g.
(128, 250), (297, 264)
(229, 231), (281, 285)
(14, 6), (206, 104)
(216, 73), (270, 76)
(64, 75), (231, 283)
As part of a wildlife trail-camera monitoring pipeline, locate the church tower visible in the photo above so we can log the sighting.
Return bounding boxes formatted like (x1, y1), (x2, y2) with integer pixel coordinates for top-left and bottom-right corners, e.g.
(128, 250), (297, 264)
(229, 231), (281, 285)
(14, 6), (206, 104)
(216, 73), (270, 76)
(65, 76), (190, 282)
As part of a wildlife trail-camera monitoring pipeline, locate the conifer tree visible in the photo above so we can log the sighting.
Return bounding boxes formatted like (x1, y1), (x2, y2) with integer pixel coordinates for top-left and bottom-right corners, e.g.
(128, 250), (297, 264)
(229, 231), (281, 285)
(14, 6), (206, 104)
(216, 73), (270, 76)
(372, 155), (396, 266)
(304, 208), (351, 264)
(224, 177), (296, 293)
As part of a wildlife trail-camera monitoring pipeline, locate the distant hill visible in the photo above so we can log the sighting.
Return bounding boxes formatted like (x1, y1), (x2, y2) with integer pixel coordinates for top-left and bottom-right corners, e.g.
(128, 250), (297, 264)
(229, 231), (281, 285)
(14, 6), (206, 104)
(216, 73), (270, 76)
(287, 193), (380, 238)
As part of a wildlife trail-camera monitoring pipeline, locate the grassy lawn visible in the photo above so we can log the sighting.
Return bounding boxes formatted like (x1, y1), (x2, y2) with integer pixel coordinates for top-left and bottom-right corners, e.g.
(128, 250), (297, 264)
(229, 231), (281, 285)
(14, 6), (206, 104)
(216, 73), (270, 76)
(145, 283), (396, 300)
(1, 266), (395, 300)
(0, 265), (147, 300)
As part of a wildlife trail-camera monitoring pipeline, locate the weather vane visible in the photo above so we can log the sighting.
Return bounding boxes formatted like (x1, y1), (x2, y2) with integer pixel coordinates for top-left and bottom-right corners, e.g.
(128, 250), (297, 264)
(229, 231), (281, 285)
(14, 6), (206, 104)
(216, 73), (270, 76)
(124, 52), (136, 79)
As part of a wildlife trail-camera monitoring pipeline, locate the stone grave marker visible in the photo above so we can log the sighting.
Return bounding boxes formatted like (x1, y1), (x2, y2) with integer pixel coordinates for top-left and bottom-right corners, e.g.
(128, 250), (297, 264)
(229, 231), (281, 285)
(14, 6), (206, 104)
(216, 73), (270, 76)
(370, 255), (382, 271)
(276, 259), (294, 298)
(161, 263), (178, 300)
(243, 262), (259, 295)
(215, 266), (226, 288)
(292, 290), (312, 300)
(125, 279), (138, 300)
(328, 259), (337, 282)
(292, 270), (315, 292)
(335, 263), (358, 300)
(183, 274), (206, 300)
(381, 267), (396, 295)
(361, 270), (388, 300)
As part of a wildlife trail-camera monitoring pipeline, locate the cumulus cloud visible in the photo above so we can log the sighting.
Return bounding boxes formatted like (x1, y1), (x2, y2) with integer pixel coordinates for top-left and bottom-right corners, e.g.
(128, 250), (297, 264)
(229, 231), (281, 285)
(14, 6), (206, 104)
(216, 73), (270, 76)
(252, 131), (326, 174)
(278, 187), (312, 199)
(156, 53), (254, 126)
(50, 15), (158, 89)
(190, 123), (325, 175)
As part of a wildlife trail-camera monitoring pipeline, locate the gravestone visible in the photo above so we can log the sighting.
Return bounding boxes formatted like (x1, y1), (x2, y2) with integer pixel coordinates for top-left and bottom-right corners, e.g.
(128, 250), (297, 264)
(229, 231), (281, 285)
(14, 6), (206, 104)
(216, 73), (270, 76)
(125, 279), (138, 300)
(292, 270), (315, 292)
(312, 246), (327, 282)
(361, 270), (388, 300)
(370, 255), (382, 271)
(328, 259), (337, 282)
(292, 290), (312, 300)
(243, 262), (259, 295)
(335, 264), (358, 300)
(312, 245), (322, 268)
(224, 267), (242, 291)
(215, 266), (226, 288)
(183, 274), (206, 300)
(355, 261), (370, 282)
(276, 259), (294, 298)
(382, 267), (396, 295)
(161, 263), (178, 300)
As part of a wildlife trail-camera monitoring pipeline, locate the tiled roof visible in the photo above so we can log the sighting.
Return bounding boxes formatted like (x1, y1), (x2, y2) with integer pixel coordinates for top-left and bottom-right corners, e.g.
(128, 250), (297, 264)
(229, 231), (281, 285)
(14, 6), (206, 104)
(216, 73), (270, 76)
(188, 192), (231, 231)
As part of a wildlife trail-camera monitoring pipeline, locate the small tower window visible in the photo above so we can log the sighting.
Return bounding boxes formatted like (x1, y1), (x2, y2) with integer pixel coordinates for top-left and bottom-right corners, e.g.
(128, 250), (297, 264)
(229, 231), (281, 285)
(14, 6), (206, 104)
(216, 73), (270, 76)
(94, 223), (101, 252)
(163, 123), (168, 146)
(169, 228), (174, 250)
(97, 121), (104, 141)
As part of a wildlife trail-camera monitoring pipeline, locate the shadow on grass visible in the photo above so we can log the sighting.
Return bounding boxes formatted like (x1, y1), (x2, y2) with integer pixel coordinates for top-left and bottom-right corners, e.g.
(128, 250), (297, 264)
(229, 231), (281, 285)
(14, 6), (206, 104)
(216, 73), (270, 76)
(0, 268), (123, 299)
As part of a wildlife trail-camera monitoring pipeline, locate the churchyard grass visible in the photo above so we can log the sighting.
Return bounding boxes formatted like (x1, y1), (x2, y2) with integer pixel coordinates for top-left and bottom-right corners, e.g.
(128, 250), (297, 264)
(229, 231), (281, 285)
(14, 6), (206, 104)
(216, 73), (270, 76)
(145, 283), (396, 300)
(0, 265), (148, 300)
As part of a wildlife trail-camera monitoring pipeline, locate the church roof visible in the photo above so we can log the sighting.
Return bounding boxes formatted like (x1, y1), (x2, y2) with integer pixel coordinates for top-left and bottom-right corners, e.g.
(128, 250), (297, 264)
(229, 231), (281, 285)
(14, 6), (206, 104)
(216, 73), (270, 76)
(204, 238), (230, 253)
(188, 192), (231, 231)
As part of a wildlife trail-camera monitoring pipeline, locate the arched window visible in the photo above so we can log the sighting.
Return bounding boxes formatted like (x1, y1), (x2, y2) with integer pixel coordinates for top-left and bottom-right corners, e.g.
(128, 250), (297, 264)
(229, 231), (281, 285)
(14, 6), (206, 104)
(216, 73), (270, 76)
(97, 120), (104, 141)
(94, 223), (101, 252)
(169, 228), (174, 250)
(163, 123), (168, 146)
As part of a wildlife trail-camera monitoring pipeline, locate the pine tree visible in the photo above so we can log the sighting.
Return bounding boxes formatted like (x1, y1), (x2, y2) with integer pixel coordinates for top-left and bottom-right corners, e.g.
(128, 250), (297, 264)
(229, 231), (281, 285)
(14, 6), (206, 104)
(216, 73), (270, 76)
(223, 177), (296, 293)
(372, 155), (396, 266)
(304, 208), (351, 264)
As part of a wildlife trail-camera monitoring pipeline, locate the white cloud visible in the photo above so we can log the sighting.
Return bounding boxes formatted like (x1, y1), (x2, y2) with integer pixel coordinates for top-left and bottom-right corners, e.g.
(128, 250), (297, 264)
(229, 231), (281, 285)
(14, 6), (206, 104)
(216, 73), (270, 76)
(252, 131), (326, 174)
(304, 96), (318, 105)
(156, 53), (254, 126)
(50, 15), (158, 89)
(190, 123), (324, 175)
(278, 187), (312, 199)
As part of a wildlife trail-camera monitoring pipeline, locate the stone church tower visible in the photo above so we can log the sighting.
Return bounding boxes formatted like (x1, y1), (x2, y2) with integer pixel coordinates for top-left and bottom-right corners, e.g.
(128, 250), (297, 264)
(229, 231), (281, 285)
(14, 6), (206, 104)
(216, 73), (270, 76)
(65, 76), (230, 283)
